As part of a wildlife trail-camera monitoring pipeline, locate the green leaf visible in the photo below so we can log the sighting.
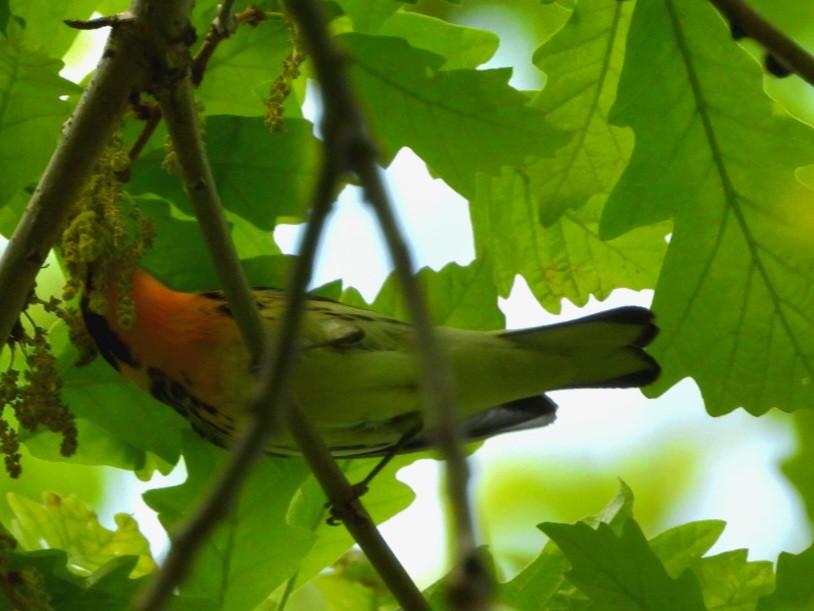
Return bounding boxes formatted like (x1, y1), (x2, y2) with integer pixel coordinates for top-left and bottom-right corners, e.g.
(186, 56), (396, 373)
(196, 14), (293, 117)
(603, 0), (814, 414)
(143, 432), (315, 610)
(286, 456), (415, 587)
(0, 33), (79, 211)
(7, 491), (155, 578)
(310, 571), (384, 611)
(0, 189), (25, 236)
(497, 482), (634, 609)
(0, 445), (109, 529)
(693, 549), (774, 610)
(3, 550), (147, 611)
(341, 259), (504, 330)
(342, 32), (567, 198)
(471, 172), (668, 310)
(582, 479), (635, 532)
(8, 0), (104, 58)
(648, 520), (725, 578)
(541, 519), (706, 610)
(757, 544), (814, 610)
(20, 416), (146, 472)
(125, 195), (285, 291)
(376, 12), (499, 70)
(334, 0), (402, 33)
(497, 538), (575, 610)
(128, 116), (319, 231)
(530, 0), (634, 226)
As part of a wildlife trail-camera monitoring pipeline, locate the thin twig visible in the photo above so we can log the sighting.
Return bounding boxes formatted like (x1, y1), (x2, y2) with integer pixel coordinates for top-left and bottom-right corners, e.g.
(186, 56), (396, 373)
(707, 0), (814, 87)
(119, 101), (163, 182)
(63, 12), (134, 30)
(153, 81), (265, 360)
(261, 128), (427, 608)
(123, 4), (269, 182)
(191, 4), (269, 87)
(134, 39), (270, 611)
(284, 0), (489, 608)
(360, 161), (491, 609)
(286, 403), (430, 610)
(0, 3), (151, 366)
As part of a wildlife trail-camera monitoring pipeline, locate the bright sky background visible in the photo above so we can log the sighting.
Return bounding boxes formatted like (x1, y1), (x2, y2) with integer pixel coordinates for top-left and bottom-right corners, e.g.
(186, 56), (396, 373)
(49, 6), (811, 588)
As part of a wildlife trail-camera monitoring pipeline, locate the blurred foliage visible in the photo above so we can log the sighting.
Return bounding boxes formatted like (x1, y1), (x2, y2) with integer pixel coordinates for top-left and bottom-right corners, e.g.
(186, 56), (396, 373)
(782, 410), (814, 525)
(2, 0), (814, 608)
(477, 441), (698, 576)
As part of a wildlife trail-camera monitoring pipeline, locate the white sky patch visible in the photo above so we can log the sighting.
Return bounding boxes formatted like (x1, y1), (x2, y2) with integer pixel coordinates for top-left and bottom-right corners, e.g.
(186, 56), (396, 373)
(274, 147), (474, 301)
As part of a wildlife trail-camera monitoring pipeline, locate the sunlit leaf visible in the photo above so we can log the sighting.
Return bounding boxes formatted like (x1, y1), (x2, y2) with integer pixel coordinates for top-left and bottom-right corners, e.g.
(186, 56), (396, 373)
(342, 259), (504, 330)
(693, 549), (774, 610)
(603, 0), (814, 415)
(128, 116), (319, 231)
(334, 0), (402, 33)
(343, 32), (567, 198)
(376, 12), (499, 70)
(472, 174), (667, 310)
(648, 520), (725, 578)
(0, 31), (79, 213)
(8, 491), (155, 578)
(541, 519), (706, 610)
(8, 0), (105, 58)
(531, 0), (634, 225)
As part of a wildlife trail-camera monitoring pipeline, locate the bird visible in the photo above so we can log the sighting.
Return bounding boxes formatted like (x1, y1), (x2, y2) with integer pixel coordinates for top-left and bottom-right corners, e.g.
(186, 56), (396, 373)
(80, 268), (660, 457)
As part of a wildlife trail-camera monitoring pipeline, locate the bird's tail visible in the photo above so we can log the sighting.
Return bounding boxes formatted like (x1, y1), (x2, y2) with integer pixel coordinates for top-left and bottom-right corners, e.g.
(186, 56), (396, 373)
(500, 306), (660, 390)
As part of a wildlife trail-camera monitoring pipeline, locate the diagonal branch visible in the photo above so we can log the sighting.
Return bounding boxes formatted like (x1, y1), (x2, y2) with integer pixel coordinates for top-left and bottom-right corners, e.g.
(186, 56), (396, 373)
(707, 0), (814, 86)
(134, 3), (425, 611)
(153, 81), (265, 361)
(0, 5), (150, 361)
(284, 0), (490, 608)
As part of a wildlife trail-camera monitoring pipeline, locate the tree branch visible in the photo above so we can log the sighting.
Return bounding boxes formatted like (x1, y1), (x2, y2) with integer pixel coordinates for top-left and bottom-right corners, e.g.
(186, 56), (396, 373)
(0, 3), (152, 364)
(153, 82), (265, 361)
(191, 3), (268, 87)
(284, 0), (489, 608)
(133, 19), (272, 611)
(132, 3), (423, 610)
(285, 403), (429, 610)
(708, 0), (814, 86)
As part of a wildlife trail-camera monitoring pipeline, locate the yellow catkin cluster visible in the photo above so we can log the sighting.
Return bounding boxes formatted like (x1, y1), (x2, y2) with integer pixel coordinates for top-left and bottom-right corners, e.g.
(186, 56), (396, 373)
(0, 133), (155, 478)
(60, 133), (155, 330)
(0, 303), (78, 478)
(265, 15), (306, 132)
(61, 135), (130, 305)
(161, 135), (180, 176)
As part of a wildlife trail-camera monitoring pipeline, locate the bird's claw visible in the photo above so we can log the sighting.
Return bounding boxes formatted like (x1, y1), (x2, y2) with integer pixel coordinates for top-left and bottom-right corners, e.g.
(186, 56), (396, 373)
(325, 482), (369, 526)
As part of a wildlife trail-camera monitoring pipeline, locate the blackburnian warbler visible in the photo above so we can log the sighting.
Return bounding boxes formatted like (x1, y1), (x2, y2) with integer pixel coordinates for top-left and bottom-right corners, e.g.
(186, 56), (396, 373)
(81, 269), (659, 456)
